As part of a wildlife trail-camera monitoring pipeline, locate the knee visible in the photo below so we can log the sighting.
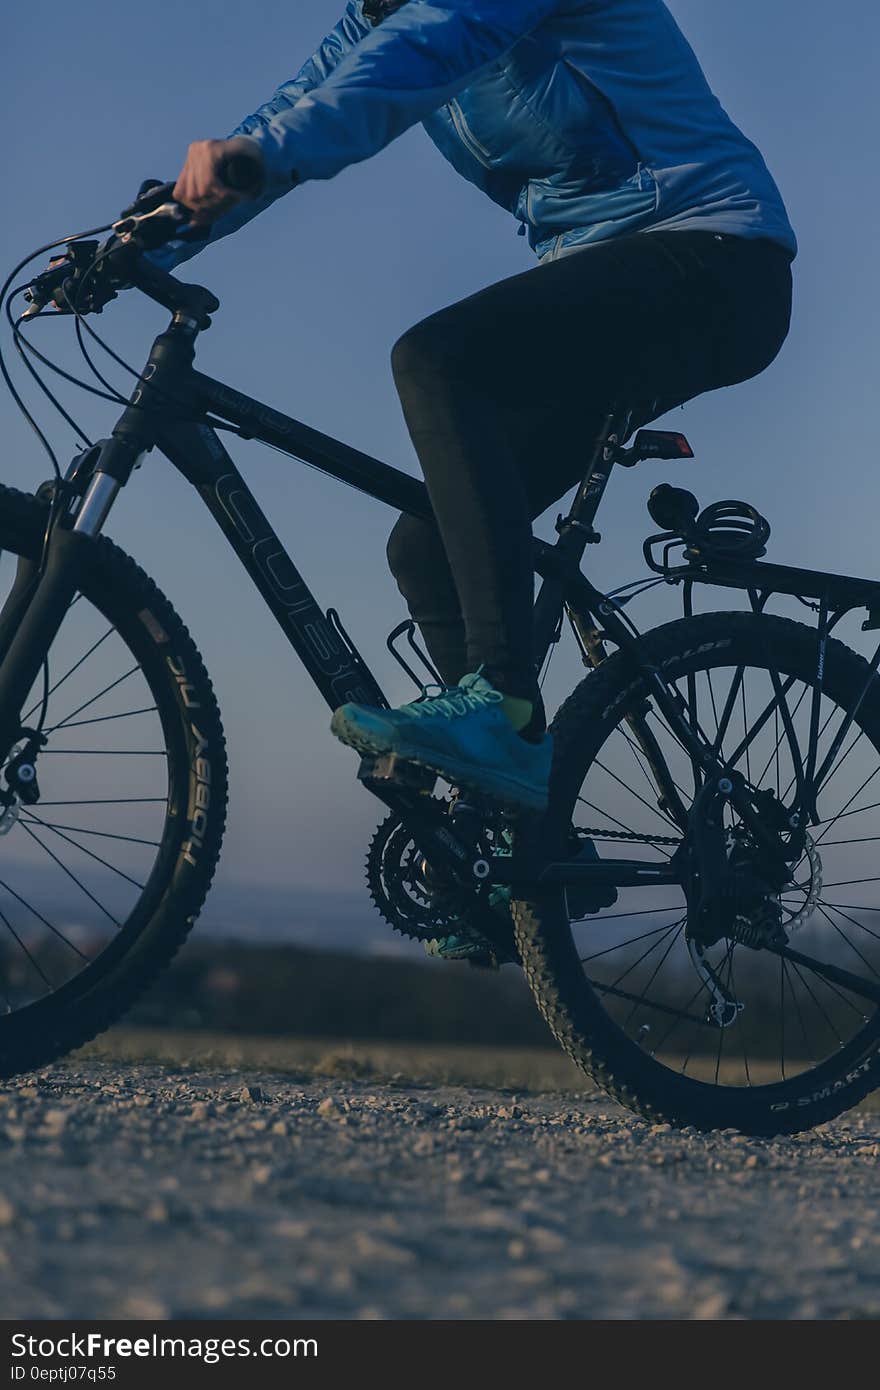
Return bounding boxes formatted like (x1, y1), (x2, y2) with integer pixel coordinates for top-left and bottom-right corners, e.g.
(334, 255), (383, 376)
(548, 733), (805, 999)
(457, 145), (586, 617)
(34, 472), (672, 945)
(386, 513), (449, 604)
(390, 307), (467, 387)
(387, 513), (431, 591)
(390, 323), (435, 387)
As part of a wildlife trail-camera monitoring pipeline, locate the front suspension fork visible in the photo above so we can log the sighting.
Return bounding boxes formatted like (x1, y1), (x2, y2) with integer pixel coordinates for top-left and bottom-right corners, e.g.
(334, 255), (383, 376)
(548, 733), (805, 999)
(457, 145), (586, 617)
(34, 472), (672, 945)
(0, 465), (124, 764)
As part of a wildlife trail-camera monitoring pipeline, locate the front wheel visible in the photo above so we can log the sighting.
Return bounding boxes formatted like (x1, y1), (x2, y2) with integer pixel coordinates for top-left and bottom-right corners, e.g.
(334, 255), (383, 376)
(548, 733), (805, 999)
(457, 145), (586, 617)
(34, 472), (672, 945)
(514, 611), (880, 1133)
(0, 486), (227, 1077)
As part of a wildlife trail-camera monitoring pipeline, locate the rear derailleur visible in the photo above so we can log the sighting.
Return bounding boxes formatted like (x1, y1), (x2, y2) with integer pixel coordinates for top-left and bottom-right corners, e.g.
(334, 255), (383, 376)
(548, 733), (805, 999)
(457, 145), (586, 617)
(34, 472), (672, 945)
(682, 774), (795, 1028)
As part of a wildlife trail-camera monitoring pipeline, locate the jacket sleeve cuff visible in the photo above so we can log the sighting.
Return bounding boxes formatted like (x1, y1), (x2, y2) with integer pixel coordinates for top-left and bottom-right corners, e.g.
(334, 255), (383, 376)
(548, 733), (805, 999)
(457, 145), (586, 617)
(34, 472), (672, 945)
(236, 127), (302, 192)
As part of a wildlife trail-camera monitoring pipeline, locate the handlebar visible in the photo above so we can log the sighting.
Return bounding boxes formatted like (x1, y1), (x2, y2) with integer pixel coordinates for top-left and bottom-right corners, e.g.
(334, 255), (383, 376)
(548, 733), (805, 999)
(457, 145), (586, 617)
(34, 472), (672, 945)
(21, 150), (265, 323)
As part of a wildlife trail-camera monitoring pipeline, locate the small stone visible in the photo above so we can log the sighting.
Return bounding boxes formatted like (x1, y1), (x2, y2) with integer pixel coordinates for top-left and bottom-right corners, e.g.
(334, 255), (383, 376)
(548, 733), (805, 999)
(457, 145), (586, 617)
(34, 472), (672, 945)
(240, 1084), (265, 1103)
(277, 1219), (311, 1240)
(122, 1295), (170, 1319)
(317, 1097), (343, 1119)
(530, 1226), (566, 1254)
(0, 1195), (15, 1227)
(353, 1232), (415, 1265)
(694, 1292), (729, 1319)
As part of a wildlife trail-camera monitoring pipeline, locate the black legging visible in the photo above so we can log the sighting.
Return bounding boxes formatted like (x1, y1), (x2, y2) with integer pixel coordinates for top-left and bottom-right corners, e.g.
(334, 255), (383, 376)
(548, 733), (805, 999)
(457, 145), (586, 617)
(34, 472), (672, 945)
(387, 229), (793, 702)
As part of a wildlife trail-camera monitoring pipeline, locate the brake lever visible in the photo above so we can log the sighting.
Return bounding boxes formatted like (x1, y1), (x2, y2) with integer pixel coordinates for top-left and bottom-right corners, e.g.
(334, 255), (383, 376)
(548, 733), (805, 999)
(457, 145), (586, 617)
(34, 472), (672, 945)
(119, 179), (178, 219)
(113, 198), (213, 251)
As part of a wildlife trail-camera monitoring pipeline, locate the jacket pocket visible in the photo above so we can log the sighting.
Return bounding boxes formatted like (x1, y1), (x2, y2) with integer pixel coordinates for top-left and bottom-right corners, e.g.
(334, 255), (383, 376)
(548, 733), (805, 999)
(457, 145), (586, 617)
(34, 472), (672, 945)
(447, 100), (494, 168)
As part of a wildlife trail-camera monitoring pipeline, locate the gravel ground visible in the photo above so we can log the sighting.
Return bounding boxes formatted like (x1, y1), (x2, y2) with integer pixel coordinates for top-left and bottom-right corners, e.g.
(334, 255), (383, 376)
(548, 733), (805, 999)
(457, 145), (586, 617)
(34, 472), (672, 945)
(1, 1044), (878, 1320)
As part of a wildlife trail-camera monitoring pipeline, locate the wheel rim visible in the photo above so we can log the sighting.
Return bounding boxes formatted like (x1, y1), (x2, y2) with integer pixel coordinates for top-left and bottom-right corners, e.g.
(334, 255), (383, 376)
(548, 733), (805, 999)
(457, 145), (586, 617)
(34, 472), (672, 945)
(566, 634), (880, 1093)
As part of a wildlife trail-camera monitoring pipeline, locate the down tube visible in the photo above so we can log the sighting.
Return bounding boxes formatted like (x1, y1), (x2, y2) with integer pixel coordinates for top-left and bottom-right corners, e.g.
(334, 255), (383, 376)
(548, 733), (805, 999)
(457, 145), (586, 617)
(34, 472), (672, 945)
(161, 423), (387, 711)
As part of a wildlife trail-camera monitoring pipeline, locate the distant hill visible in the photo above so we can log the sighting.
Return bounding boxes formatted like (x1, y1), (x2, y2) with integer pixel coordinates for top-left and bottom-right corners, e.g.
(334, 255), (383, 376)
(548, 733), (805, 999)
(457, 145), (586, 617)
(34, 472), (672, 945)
(128, 938), (553, 1048)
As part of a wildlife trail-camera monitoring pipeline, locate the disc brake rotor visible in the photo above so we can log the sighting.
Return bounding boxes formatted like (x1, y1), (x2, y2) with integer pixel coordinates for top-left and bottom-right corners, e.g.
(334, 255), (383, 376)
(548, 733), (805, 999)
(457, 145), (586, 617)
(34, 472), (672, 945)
(784, 832), (822, 933)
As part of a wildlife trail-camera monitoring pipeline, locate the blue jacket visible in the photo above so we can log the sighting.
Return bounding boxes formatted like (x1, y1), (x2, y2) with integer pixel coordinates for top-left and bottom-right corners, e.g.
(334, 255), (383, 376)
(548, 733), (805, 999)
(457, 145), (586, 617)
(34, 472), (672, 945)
(158, 0), (796, 269)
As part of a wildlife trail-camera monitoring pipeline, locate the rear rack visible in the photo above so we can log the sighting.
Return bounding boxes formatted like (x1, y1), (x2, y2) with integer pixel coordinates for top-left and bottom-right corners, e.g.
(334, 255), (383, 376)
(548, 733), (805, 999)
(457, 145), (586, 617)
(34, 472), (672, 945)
(644, 531), (880, 628)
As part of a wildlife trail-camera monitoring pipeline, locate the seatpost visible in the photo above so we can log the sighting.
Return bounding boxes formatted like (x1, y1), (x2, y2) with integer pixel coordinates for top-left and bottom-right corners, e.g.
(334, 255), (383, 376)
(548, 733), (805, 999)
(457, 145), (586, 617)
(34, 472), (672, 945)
(564, 406), (633, 539)
(531, 407), (632, 661)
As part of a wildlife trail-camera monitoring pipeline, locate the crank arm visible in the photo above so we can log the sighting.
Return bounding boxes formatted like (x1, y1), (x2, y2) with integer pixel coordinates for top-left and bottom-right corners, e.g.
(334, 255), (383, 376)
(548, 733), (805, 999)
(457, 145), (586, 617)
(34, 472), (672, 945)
(358, 755), (483, 886)
(358, 757), (515, 949)
(765, 942), (880, 1009)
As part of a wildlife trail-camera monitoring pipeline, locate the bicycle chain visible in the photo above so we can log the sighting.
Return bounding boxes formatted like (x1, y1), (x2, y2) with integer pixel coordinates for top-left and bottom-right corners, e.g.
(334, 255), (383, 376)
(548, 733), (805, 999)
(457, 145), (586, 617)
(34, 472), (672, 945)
(576, 825), (682, 847)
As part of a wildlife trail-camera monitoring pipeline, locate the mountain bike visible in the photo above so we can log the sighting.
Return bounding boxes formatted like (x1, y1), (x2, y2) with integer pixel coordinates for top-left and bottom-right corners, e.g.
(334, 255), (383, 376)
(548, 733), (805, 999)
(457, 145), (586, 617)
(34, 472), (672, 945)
(2, 170), (879, 1134)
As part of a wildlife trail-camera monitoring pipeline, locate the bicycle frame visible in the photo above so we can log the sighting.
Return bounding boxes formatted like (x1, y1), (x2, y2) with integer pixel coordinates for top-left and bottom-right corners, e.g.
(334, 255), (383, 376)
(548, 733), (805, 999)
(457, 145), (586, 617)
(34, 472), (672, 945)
(7, 279), (880, 908)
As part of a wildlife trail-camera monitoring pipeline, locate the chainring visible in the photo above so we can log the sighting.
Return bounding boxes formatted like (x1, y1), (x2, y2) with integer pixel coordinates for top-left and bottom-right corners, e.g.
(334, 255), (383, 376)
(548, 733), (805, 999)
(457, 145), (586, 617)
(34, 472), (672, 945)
(365, 805), (516, 952)
(366, 811), (475, 945)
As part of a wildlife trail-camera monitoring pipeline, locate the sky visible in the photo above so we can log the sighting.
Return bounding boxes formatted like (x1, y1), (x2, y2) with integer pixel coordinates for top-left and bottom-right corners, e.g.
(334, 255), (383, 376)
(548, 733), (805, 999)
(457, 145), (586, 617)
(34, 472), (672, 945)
(2, 1), (879, 945)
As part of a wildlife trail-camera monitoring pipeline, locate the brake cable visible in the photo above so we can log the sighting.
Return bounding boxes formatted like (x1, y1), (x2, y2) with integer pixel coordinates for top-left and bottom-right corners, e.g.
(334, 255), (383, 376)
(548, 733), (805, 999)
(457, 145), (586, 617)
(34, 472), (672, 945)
(0, 221), (116, 477)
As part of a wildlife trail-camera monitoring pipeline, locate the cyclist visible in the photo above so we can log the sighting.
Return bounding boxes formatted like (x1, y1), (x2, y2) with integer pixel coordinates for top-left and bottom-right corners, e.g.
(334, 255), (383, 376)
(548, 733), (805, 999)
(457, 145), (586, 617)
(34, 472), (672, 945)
(160, 0), (795, 819)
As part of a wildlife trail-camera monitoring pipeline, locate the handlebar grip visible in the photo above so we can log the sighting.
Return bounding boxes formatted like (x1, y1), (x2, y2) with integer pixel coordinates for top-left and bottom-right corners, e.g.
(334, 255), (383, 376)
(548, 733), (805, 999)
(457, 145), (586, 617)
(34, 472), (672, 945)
(218, 153), (265, 196)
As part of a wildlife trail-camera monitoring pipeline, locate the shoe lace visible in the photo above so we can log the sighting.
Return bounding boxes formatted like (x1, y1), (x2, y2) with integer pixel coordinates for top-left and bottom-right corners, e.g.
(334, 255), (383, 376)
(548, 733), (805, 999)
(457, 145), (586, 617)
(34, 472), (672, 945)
(403, 673), (502, 722)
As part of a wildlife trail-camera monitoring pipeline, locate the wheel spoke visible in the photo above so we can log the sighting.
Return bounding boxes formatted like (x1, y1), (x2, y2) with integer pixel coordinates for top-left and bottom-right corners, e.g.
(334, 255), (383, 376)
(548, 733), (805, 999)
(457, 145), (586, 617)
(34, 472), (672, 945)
(46, 705), (158, 732)
(18, 820), (121, 924)
(35, 797), (168, 807)
(21, 623), (115, 724)
(787, 958), (849, 1043)
(0, 903), (55, 992)
(812, 763), (880, 846)
(21, 814), (146, 891)
(20, 817), (160, 849)
(579, 917), (682, 964)
(40, 748), (167, 756)
(590, 757), (680, 832)
(0, 875), (91, 961)
(607, 918), (683, 991)
(46, 665), (141, 732)
(816, 905), (880, 983)
(621, 920), (685, 1032)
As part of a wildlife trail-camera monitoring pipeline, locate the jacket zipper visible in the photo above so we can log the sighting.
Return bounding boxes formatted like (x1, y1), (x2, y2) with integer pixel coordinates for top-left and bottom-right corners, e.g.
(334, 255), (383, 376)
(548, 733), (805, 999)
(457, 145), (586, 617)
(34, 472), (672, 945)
(447, 101), (493, 168)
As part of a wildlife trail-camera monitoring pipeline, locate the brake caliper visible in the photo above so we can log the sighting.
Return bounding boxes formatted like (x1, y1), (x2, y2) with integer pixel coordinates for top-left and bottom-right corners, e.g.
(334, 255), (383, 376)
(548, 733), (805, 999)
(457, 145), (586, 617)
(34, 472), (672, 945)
(3, 728), (47, 807)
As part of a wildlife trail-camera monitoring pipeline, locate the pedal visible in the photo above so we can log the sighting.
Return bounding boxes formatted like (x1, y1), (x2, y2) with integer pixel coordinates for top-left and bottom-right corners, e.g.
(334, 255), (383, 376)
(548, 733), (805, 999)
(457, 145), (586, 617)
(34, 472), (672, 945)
(357, 752), (437, 793)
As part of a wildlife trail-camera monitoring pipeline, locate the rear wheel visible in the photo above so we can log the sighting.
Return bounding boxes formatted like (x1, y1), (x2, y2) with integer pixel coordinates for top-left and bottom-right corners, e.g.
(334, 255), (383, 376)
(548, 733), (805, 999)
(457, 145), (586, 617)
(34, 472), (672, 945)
(0, 486), (227, 1077)
(514, 611), (880, 1133)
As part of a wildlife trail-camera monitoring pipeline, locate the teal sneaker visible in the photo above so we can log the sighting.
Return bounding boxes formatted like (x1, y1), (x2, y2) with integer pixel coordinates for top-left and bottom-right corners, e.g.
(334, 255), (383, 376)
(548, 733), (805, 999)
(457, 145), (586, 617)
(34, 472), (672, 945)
(423, 881), (515, 966)
(422, 931), (497, 964)
(330, 671), (552, 812)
